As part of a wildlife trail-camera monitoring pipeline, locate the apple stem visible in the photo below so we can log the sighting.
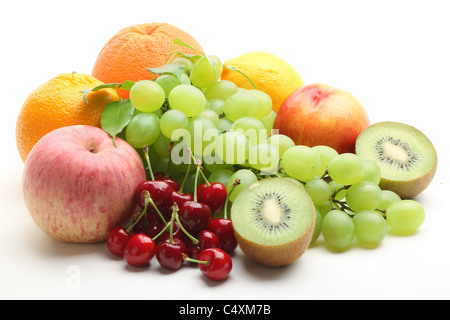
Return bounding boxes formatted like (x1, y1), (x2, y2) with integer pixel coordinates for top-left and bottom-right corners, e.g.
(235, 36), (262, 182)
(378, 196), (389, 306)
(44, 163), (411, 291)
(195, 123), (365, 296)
(179, 148), (193, 193)
(223, 179), (241, 220)
(143, 145), (155, 181)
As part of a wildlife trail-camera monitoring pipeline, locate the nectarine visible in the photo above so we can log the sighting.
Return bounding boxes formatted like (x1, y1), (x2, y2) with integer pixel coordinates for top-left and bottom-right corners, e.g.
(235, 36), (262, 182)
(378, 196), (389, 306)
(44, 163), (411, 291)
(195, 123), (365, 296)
(274, 84), (369, 154)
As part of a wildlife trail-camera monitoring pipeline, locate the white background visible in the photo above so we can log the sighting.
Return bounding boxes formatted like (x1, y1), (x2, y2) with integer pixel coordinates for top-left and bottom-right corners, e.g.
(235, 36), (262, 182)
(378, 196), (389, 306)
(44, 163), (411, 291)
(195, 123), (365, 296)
(1, 0), (449, 300)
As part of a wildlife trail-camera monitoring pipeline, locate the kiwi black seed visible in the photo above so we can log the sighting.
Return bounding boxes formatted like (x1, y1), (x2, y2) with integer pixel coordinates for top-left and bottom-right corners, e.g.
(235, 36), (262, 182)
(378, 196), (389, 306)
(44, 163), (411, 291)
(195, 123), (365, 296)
(355, 121), (437, 198)
(231, 178), (315, 267)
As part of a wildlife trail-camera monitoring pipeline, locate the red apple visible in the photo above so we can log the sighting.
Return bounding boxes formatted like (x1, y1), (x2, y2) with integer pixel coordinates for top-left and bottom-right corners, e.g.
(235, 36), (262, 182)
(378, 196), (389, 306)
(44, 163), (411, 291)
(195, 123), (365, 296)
(22, 125), (146, 243)
(274, 83), (370, 154)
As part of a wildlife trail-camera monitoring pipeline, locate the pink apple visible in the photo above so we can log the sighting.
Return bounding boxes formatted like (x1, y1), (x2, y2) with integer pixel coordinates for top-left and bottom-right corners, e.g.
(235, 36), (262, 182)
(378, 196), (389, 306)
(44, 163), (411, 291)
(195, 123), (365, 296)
(22, 125), (146, 243)
(274, 83), (370, 154)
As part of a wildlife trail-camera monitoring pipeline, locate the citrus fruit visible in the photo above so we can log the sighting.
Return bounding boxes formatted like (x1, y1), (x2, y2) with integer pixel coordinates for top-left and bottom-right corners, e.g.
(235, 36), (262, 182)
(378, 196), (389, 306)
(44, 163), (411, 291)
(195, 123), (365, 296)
(16, 73), (120, 163)
(91, 22), (204, 99)
(221, 51), (304, 112)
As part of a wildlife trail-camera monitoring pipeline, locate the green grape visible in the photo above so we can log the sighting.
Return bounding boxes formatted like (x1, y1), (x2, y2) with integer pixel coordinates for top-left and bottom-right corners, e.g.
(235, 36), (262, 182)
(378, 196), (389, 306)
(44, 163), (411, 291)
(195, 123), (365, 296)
(129, 80), (166, 113)
(206, 99), (225, 116)
(377, 190), (401, 211)
(215, 131), (249, 165)
(231, 117), (266, 145)
(248, 142), (280, 174)
(327, 153), (365, 186)
(190, 55), (223, 88)
(304, 178), (333, 205)
(154, 133), (172, 158)
(171, 56), (194, 73)
(361, 159), (382, 185)
(266, 134), (295, 158)
(353, 210), (387, 247)
(217, 118), (233, 132)
(125, 113), (160, 148)
(205, 80), (238, 101)
(197, 109), (219, 127)
(223, 91), (259, 121)
(160, 109), (189, 140)
(346, 181), (382, 212)
(208, 168), (235, 187)
(310, 209), (323, 245)
(312, 145), (339, 177)
(168, 84), (206, 117)
(322, 210), (355, 250)
(226, 169), (258, 202)
(249, 89), (273, 120)
(260, 110), (276, 135)
(187, 117), (217, 156)
(316, 201), (333, 217)
(156, 73), (190, 97)
(280, 145), (321, 182)
(386, 200), (425, 235)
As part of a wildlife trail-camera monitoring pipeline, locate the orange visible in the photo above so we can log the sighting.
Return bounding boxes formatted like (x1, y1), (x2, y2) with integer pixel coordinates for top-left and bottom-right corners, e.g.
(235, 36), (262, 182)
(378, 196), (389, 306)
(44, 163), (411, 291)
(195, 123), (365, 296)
(221, 51), (305, 112)
(16, 73), (120, 163)
(91, 22), (204, 99)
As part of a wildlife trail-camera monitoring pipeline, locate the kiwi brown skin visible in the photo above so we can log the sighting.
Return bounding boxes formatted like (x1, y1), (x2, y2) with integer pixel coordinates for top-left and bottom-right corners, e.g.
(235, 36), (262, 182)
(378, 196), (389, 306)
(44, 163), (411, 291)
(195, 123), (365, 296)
(379, 161), (437, 199)
(233, 209), (316, 268)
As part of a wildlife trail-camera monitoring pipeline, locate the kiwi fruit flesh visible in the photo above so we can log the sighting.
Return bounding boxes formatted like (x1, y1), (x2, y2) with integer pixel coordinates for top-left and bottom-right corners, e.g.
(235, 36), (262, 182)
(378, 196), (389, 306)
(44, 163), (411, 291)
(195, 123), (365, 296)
(355, 121), (437, 199)
(231, 178), (315, 267)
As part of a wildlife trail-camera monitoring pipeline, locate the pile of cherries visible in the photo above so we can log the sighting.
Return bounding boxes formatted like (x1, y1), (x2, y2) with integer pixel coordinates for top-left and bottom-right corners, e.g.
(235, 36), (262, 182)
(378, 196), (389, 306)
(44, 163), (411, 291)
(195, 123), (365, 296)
(106, 148), (237, 281)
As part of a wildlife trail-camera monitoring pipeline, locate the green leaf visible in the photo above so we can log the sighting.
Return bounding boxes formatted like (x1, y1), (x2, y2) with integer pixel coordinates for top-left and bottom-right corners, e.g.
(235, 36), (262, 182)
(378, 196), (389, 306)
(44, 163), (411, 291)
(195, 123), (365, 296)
(223, 65), (256, 89)
(147, 63), (186, 84)
(81, 81), (136, 104)
(172, 38), (205, 56)
(100, 99), (134, 147)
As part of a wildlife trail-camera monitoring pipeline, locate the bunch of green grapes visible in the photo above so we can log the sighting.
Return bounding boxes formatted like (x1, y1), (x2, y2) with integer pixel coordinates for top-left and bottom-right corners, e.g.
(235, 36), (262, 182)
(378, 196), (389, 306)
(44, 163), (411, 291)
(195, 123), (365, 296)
(116, 49), (279, 196)
(280, 145), (426, 251)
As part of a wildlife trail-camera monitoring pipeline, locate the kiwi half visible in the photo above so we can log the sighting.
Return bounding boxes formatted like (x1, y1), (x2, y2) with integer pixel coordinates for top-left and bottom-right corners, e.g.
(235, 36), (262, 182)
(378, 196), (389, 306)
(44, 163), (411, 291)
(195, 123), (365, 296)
(231, 178), (315, 267)
(355, 121), (437, 199)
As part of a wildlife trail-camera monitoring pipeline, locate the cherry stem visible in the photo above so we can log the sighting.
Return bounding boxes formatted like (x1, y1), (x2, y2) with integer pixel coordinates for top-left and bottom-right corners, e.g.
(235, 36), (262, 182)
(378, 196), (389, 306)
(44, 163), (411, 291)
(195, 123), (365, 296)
(182, 253), (210, 266)
(145, 191), (167, 225)
(166, 142), (174, 178)
(126, 196), (150, 233)
(143, 145), (155, 181)
(194, 164), (200, 202)
(179, 148), (193, 193)
(173, 203), (199, 244)
(190, 153), (210, 186)
(223, 179), (241, 220)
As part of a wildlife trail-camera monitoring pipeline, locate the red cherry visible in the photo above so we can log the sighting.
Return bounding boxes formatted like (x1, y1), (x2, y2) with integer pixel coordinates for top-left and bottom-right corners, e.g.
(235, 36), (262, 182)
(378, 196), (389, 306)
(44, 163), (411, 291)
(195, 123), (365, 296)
(154, 172), (180, 191)
(171, 191), (194, 209)
(135, 180), (173, 209)
(207, 218), (238, 253)
(178, 201), (212, 236)
(123, 233), (156, 267)
(187, 230), (221, 260)
(107, 227), (131, 257)
(197, 183), (227, 214)
(156, 221), (186, 244)
(155, 238), (187, 271)
(186, 248), (233, 281)
(132, 213), (164, 239)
